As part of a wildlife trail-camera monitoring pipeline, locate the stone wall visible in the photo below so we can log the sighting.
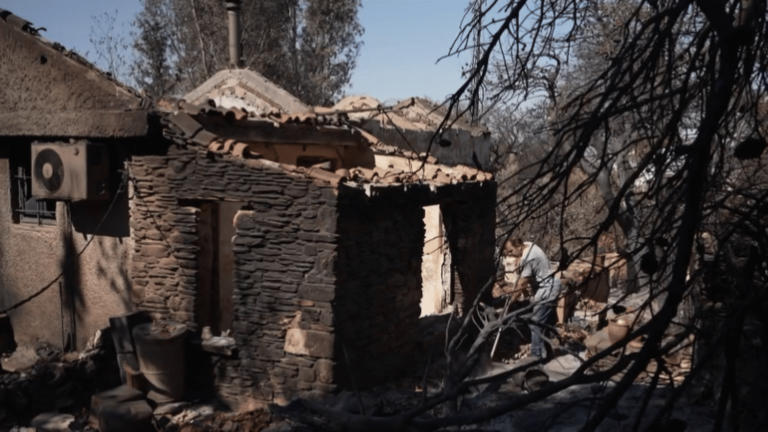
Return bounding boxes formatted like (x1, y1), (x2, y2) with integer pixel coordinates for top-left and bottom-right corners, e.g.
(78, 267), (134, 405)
(334, 187), (426, 388)
(127, 143), (339, 406)
(333, 182), (497, 388)
(442, 183), (498, 314)
(128, 141), (497, 406)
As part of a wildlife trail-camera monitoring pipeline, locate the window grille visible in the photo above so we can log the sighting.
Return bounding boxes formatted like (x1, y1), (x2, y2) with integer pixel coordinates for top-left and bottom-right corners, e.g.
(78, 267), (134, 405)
(13, 165), (56, 225)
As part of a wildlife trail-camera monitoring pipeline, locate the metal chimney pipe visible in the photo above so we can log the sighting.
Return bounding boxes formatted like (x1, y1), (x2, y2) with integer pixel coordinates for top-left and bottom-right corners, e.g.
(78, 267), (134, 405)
(225, 0), (244, 68)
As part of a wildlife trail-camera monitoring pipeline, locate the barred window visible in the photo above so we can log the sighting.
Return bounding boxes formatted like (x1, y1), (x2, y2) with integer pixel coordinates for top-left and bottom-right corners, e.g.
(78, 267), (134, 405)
(11, 150), (56, 225)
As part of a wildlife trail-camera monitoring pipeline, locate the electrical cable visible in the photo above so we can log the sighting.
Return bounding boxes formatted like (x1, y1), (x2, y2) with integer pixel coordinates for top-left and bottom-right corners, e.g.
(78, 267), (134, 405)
(0, 169), (129, 315)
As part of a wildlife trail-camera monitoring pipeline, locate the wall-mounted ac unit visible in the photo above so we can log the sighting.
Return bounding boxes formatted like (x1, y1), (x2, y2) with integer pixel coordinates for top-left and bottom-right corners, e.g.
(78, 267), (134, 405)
(31, 141), (110, 201)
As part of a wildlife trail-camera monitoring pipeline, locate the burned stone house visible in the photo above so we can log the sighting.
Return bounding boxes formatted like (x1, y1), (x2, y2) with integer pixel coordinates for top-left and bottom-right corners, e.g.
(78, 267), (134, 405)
(0, 8), (496, 407)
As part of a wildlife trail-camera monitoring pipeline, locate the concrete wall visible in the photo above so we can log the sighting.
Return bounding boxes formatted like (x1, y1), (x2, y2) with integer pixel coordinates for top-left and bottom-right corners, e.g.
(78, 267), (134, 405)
(0, 152), (134, 351)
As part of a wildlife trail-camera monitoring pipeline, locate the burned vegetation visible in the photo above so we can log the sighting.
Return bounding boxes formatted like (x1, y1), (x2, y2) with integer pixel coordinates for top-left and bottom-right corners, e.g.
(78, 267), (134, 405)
(2, 0), (768, 430)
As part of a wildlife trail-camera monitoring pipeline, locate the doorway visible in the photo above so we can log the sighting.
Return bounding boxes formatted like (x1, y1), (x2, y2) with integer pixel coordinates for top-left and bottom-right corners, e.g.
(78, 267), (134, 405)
(195, 201), (242, 334)
(420, 205), (452, 316)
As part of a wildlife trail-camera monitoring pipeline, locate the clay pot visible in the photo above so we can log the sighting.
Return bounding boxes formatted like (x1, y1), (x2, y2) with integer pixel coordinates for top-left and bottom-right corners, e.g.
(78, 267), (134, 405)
(607, 318), (630, 344)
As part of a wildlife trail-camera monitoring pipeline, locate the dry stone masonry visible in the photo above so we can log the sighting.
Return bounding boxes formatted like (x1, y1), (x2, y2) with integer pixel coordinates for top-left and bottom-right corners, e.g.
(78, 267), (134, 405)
(127, 135), (496, 407)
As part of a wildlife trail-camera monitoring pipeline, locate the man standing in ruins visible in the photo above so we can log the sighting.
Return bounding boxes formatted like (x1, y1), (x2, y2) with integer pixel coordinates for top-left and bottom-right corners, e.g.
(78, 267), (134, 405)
(501, 238), (562, 359)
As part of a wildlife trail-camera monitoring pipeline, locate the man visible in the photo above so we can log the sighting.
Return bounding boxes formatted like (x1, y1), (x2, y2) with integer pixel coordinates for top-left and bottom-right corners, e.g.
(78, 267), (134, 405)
(501, 237), (562, 359)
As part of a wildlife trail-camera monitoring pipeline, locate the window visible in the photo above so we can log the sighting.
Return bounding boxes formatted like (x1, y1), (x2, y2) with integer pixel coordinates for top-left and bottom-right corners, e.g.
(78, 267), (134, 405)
(10, 147), (56, 225)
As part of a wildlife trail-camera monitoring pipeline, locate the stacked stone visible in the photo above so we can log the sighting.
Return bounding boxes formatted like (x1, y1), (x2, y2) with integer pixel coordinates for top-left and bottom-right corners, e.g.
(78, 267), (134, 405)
(129, 143), (342, 406)
(127, 134), (497, 405)
(221, 178), (340, 404)
(129, 154), (201, 327)
(441, 183), (497, 314)
(333, 187), (426, 388)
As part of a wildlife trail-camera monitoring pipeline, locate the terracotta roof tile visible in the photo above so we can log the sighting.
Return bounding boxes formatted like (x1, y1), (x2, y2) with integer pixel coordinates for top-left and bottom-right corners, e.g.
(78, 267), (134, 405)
(161, 106), (493, 189)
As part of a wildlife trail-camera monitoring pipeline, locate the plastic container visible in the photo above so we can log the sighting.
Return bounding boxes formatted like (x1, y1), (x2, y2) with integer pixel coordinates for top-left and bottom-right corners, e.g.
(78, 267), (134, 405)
(132, 321), (187, 403)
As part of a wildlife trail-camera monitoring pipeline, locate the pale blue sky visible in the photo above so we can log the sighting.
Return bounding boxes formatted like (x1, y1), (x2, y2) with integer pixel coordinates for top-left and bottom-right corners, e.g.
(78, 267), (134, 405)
(0, 0), (473, 102)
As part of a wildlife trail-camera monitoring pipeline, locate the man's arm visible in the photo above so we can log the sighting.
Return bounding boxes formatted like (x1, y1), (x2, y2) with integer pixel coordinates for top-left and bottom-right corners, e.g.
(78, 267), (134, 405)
(509, 276), (533, 303)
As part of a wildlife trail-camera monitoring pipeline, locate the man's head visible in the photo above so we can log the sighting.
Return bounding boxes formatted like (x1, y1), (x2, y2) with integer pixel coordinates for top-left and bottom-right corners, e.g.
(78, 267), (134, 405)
(503, 237), (525, 258)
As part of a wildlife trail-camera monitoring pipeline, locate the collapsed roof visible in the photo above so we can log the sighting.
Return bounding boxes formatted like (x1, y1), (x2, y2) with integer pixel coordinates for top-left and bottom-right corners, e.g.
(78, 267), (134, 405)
(332, 96), (492, 169)
(161, 99), (493, 191)
(180, 67), (492, 169)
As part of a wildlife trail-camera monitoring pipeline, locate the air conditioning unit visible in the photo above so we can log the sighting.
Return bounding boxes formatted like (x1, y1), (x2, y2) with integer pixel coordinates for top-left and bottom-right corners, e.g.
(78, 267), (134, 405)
(31, 141), (110, 201)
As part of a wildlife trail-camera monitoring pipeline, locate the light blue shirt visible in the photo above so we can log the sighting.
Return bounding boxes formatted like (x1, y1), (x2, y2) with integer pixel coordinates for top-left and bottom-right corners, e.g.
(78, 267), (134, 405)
(519, 243), (562, 303)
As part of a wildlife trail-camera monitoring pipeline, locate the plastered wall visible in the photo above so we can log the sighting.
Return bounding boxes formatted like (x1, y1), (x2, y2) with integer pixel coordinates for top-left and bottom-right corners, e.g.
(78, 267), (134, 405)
(0, 156), (134, 351)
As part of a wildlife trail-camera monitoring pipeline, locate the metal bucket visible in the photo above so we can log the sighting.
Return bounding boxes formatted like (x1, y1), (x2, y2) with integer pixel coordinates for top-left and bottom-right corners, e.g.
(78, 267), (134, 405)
(132, 322), (187, 403)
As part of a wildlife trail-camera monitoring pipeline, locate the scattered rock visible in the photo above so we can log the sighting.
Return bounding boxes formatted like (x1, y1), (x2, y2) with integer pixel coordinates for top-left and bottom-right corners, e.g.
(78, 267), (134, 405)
(89, 385), (145, 427)
(8, 427), (37, 432)
(30, 412), (75, 432)
(1, 346), (40, 373)
(154, 401), (191, 417)
(98, 399), (153, 432)
(172, 404), (215, 424)
(34, 342), (61, 362)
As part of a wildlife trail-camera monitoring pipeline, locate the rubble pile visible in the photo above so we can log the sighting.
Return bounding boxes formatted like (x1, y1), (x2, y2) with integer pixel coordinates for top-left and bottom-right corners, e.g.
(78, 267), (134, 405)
(156, 407), (272, 432)
(0, 335), (121, 430)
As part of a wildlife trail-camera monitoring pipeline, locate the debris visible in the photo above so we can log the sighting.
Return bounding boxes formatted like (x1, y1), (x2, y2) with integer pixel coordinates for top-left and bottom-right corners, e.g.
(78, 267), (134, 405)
(30, 412), (75, 432)
(522, 369), (550, 392)
(89, 385), (145, 427)
(84, 329), (104, 353)
(98, 399), (153, 432)
(154, 401), (191, 417)
(1, 346), (40, 373)
(200, 336), (236, 356)
(35, 342), (61, 362)
(172, 404), (215, 424)
(8, 427), (36, 432)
